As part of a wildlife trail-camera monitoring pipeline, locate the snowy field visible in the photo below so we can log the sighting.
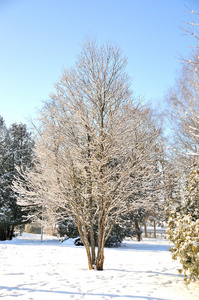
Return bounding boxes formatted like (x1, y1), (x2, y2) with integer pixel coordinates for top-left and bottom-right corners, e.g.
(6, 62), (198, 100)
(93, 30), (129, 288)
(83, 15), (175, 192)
(0, 234), (198, 300)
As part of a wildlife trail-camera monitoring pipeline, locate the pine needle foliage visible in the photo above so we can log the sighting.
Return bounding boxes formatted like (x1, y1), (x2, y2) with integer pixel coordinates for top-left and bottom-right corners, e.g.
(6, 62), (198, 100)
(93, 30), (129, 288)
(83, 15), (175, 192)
(167, 164), (199, 283)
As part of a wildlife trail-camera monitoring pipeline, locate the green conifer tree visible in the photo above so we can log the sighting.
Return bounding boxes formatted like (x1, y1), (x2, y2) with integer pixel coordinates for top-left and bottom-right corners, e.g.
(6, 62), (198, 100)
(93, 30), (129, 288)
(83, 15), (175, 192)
(0, 119), (34, 240)
(167, 164), (199, 283)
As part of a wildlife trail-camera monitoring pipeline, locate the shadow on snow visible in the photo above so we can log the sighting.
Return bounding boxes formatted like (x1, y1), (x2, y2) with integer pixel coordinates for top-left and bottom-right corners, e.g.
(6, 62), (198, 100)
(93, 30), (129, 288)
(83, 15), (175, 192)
(0, 285), (173, 300)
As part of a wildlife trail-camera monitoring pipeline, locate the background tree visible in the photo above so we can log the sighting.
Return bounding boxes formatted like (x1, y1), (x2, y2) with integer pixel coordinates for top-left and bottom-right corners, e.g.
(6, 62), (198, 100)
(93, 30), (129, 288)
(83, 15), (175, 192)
(0, 119), (34, 240)
(166, 49), (199, 160)
(0, 116), (10, 240)
(165, 9), (199, 283)
(166, 164), (199, 283)
(125, 107), (166, 241)
(14, 41), (165, 270)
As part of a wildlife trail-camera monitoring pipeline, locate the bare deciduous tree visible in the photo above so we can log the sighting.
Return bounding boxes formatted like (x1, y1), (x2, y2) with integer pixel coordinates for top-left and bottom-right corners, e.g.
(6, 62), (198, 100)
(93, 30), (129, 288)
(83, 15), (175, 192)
(14, 41), (164, 270)
(166, 7), (199, 160)
(166, 48), (199, 164)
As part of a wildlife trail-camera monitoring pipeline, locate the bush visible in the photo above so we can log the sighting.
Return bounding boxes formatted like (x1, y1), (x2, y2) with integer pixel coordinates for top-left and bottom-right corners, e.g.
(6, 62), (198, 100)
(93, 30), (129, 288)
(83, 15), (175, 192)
(56, 220), (79, 239)
(57, 218), (134, 247)
(167, 211), (199, 283)
(25, 223), (41, 234)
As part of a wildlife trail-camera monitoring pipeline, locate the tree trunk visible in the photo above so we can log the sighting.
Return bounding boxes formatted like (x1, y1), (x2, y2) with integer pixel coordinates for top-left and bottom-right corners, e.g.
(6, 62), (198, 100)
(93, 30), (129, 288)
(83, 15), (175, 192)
(89, 227), (96, 266)
(86, 132), (96, 266)
(9, 225), (15, 240)
(85, 244), (94, 270)
(153, 220), (156, 238)
(96, 247), (104, 270)
(96, 216), (105, 270)
(144, 223), (147, 238)
(6, 225), (10, 239)
(136, 231), (142, 242)
(79, 224), (94, 270)
(83, 232), (94, 270)
(134, 220), (142, 242)
(0, 227), (6, 241)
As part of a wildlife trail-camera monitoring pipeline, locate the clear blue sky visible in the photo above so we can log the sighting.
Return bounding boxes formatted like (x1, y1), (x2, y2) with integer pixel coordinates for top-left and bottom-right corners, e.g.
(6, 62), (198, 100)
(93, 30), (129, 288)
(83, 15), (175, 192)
(0, 0), (199, 127)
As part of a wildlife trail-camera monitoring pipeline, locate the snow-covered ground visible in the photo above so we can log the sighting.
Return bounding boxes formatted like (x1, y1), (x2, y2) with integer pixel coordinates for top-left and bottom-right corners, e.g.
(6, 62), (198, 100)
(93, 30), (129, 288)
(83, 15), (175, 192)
(0, 234), (198, 300)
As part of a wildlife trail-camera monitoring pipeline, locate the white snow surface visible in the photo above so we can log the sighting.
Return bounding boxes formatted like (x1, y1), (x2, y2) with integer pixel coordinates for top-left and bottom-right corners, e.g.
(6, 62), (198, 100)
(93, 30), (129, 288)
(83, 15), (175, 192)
(0, 234), (198, 300)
